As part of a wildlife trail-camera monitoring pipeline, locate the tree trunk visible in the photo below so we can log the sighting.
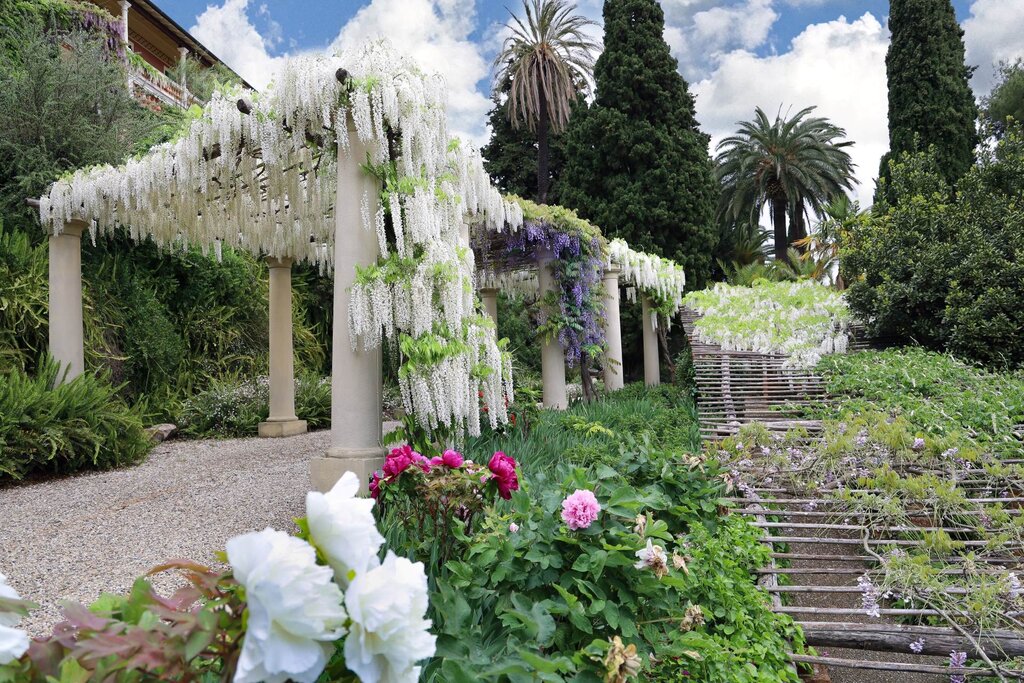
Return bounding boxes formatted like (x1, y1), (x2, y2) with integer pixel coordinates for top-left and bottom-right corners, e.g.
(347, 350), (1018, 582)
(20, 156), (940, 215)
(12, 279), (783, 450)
(789, 200), (807, 250)
(657, 324), (676, 380)
(537, 91), (550, 205)
(771, 197), (788, 262)
(580, 350), (595, 402)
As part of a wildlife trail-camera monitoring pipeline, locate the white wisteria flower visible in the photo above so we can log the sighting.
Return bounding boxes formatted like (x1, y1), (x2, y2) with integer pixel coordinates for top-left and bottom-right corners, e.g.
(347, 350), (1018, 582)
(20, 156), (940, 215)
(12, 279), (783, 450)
(227, 529), (348, 683)
(306, 471), (385, 586)
(344, 551), (437, 683)
(0, 573), (30, 665)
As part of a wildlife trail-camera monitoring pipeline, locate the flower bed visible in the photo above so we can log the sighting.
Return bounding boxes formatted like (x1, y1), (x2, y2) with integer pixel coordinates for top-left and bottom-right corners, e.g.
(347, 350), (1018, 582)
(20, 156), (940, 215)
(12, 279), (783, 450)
(683, 280), (851, 368)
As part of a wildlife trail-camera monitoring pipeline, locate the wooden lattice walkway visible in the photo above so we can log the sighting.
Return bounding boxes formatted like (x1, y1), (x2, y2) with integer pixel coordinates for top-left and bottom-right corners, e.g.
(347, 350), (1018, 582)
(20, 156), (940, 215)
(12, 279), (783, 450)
(682, 309), (1024, 681)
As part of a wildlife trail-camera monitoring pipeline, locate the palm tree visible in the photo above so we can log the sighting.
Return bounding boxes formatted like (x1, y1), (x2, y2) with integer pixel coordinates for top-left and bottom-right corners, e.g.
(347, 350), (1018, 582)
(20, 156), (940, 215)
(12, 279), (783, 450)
(715, 106), (855, 262)
(494, 0), (598, 204)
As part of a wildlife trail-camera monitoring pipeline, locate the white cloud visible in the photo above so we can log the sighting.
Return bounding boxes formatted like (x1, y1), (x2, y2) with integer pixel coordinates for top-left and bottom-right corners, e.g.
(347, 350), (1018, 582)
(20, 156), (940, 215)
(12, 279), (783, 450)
(190, 0), (285, 89)
(963, 0), (1024, 94)
(693, 12), (889, 205)
(662, 0), (778, 80)
(191, 0), (492, 144)
(331, 0), (491, 145)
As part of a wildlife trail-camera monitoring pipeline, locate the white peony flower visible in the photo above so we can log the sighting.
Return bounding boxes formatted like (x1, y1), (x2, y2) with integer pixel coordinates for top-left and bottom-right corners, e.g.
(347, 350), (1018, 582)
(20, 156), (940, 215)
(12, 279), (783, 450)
(227, 529), (348, 683)
(0, 573), (30, 665)
(306, 471), (385, 586)
(344, 551), (437, 683)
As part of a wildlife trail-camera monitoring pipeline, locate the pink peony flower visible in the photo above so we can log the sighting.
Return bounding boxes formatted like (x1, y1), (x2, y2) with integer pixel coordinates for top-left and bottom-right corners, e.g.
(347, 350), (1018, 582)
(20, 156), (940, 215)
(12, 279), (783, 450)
(429, 456), (443, 467)
(383, 445), (417, 478)
(488, 451), (519, 500)
(441, 449), (464, 468)
(509, 523), (520, 533)
(369, 471), (383, 499)
(411, 452), (432, 473)
(561, 489), (601, 530)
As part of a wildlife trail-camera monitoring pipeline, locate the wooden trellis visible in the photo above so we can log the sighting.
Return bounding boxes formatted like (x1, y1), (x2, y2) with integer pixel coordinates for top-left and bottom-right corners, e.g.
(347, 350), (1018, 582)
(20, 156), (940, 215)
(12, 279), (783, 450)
(682, 309), (1024, 680)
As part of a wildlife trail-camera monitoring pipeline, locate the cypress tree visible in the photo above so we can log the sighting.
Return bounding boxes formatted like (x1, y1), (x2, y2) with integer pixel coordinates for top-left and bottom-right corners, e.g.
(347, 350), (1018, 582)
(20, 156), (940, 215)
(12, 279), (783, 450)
(560, 0), (717, 288)
(878, 0), (978, 195)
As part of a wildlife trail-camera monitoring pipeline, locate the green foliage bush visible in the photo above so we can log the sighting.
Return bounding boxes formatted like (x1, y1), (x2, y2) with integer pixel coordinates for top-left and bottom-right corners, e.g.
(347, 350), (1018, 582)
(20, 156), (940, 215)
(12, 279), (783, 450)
(844, 129), (1024, 368)
(178, 374), (331, 438)
(0, 359), (151, 481)
(425, 445), (802, 681)
(813, 348), (1024, 455)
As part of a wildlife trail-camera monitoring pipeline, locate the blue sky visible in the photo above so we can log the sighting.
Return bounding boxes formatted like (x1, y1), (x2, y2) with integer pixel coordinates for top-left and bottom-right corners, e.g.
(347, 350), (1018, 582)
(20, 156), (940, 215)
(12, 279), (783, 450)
(166, 0), (1022, 202)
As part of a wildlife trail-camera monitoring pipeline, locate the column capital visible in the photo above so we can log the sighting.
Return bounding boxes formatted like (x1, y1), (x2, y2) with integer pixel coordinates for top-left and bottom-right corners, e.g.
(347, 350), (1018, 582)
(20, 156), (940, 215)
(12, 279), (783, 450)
(266, 256), (293, 269)
(479, 286), (500, 295)
(603, 264), (622, 280)
(57, 220), (87, 238)
(119, 0), (131, 9)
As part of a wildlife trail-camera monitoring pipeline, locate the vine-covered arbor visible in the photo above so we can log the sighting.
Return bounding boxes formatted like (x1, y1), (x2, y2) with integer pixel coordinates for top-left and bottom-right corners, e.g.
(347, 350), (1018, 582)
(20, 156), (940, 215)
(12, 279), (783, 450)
(35, 41), (690, 492)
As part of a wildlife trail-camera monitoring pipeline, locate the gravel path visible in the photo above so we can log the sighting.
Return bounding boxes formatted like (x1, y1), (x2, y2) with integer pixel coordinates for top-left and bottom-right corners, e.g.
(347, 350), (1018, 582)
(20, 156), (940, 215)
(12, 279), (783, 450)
(0, 430), (335, 636)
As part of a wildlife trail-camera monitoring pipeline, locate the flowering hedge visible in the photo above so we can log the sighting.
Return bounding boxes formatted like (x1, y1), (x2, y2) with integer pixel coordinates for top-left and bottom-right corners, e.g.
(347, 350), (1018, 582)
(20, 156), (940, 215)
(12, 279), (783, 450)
(0, 474), (435, 682)
(683, 280), (851, 368)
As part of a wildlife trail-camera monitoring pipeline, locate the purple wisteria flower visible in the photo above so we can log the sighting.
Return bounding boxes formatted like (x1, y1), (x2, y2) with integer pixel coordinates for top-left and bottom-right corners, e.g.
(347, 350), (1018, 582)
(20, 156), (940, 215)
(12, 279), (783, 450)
(909, 638), (925, 654)
(949, 650), (967, 683)
(857, 574), (881, 618)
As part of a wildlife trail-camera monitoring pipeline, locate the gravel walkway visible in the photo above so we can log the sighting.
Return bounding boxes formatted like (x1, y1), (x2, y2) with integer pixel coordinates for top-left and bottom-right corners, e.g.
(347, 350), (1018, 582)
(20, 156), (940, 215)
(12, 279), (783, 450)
(0, 430), (335, 636)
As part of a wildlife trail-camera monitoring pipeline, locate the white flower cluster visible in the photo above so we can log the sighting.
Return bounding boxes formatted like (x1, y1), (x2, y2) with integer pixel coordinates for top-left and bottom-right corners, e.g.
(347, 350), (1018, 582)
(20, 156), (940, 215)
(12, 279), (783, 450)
(683, 280), (851, 369)
(476, 269), (540, 302)
(230, 472), (435, 683)
(0, 573), (30, 666)
(39, 40), (522, 437)
(607, 238), (687, 313)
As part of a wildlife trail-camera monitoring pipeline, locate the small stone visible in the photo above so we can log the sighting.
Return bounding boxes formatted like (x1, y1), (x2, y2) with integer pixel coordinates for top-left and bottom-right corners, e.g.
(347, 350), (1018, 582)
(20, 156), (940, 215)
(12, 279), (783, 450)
(146, 424), (178, 443)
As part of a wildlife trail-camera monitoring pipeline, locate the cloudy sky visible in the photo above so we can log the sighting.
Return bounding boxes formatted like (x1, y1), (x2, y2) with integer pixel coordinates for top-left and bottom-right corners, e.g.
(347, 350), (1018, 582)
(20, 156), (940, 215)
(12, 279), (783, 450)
(165, 0), (1024, 204)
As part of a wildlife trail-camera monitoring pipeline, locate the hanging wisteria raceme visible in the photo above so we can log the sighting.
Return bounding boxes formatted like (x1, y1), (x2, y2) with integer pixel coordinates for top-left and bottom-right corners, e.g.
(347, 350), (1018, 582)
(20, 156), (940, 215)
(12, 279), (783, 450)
(476, 269), (540, 303)
(607, 238), (687, 330)
(37, 40), (521, 436)
(684, 281), (851, 369)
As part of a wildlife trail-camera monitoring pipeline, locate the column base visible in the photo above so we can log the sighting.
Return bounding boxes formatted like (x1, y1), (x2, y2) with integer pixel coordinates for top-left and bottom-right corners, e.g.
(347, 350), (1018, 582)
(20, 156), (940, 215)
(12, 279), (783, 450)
(258, 419), (308, 438)
(310, 447), (385, 493)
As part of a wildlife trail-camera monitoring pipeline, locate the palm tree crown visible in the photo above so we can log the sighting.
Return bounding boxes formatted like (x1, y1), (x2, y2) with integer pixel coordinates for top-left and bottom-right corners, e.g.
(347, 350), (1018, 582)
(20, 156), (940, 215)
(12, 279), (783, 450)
(715, 106), (855, 261)
(494, 0), (598, 203)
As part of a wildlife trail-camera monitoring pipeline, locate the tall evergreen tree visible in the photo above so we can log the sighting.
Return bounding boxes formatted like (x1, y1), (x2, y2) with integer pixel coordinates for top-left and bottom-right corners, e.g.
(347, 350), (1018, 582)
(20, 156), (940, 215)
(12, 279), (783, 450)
(560, 0), (717, 288)
(878, 0), (978, 196)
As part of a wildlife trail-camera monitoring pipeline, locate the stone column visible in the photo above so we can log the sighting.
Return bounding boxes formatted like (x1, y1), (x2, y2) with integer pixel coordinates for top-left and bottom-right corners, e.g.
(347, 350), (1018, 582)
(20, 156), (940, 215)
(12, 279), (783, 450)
(480, 287), (499, 324)
(119, 1), (130, 42)
(311, 118), (384, 494)
(49, 221), (86, 383)
(602, 266), (624, 391)
(259, 257), (307, 438)
(642, 296), (660, 387)
(537, 250), (567, 409)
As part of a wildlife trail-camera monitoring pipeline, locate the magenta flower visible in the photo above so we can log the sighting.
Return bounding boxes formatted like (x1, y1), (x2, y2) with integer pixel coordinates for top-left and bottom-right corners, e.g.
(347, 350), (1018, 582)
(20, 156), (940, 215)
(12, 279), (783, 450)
(441, 449), (464, 468)
(369, 471), (383, 499)
(488, 451), (519, 500)
(383, 445), (421, 478)
(561, 489), (601, 530)
(411, 452), (432, 473)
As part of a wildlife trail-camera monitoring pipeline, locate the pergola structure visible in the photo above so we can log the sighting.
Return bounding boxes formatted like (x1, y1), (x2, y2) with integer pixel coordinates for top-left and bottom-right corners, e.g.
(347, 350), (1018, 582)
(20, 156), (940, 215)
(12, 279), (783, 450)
(36, 42), (689, 493)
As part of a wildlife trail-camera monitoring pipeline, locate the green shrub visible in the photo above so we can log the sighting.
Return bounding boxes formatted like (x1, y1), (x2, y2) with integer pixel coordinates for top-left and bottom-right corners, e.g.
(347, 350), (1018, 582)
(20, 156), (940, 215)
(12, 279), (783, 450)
(467, 383), (701, 474)
(425, 445), (802, 682)
(813, 348), (1024, 454)
(0, 359), (151, 481)
(178, 374), (331, 438)
(843, 130), (1024, 368)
